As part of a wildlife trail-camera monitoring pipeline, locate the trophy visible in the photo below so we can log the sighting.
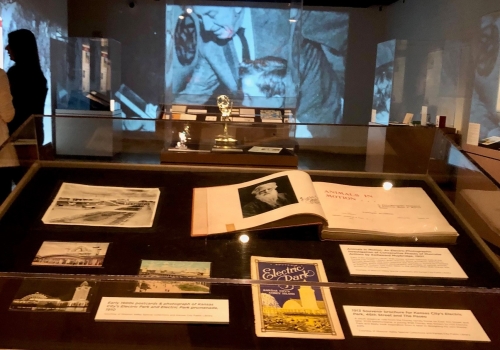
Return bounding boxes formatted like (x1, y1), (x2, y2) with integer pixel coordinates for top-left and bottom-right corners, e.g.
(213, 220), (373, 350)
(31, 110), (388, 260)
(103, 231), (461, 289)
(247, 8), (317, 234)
(175, 123), (191, 150)
(214, 95), (238, 149)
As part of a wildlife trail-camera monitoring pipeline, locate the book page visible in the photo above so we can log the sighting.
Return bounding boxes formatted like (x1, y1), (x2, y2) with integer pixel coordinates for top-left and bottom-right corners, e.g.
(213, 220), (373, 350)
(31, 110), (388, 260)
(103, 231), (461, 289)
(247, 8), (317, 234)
(205, 170), (325, 234)
(313, 182), (456, 235)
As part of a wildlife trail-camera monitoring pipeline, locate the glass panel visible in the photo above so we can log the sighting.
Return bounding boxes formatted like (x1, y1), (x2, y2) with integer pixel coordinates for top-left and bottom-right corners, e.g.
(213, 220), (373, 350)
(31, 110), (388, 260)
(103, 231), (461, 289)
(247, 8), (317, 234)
(0, 276), (499, 348)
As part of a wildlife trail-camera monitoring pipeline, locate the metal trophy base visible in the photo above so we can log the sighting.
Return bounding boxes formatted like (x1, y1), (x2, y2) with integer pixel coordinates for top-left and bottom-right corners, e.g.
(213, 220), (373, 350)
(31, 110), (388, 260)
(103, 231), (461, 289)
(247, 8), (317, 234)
(213, 134), (238, 150)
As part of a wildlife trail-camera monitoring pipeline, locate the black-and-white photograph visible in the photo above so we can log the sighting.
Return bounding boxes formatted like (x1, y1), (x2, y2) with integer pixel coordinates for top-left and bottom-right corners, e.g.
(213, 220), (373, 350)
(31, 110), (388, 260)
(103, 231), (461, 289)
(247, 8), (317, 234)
(32, 241), (110, 267)
(10, 279), (97, 313)
(470, 11), (500, 139)
(167, 4), (348, 125)
(41, 183), (160, 228)
(238, 175), (298, 218)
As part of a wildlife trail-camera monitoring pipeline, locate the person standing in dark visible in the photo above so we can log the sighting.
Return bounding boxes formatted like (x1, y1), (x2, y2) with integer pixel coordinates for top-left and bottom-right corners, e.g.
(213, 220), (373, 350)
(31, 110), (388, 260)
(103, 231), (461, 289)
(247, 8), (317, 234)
(5, 29), (47, 135)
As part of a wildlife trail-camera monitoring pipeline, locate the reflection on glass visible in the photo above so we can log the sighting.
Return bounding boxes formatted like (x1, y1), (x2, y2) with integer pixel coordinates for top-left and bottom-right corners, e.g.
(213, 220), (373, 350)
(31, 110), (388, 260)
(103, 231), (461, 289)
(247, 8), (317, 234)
(372, 40), (396, 125)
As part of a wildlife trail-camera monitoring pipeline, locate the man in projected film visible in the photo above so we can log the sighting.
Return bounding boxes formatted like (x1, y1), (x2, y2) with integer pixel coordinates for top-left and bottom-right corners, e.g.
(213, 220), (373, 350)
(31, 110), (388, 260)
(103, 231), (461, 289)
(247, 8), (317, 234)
(470, 11), (500, 138)
(175, 5), (346, 125)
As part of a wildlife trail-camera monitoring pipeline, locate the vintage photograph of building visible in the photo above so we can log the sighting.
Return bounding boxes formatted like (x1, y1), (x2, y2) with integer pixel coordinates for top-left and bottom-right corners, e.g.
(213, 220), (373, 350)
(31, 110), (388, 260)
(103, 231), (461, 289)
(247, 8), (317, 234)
(135, 260), (210, 294)
(32, 241), (110, 267)
(10, 279), (97, 313)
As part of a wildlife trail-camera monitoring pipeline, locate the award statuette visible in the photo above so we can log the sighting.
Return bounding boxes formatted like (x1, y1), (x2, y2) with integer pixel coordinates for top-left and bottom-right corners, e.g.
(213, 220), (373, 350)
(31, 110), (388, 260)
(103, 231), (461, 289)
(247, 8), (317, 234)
(175, 123), (191, 150)
(214, 95), (238, 149)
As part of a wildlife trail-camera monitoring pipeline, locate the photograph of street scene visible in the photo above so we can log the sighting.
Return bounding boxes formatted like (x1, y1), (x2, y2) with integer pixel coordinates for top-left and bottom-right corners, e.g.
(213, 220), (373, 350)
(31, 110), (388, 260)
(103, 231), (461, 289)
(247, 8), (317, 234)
(135, 260), (211, 294)
(42, 183), (160, 228)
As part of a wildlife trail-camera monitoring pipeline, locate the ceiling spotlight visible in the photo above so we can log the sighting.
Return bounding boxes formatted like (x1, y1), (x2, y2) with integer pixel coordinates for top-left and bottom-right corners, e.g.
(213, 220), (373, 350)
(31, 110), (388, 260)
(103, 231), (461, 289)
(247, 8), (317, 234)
(179, 15), (184, 19)
(239, 234), (250, 244)
(186, 8), (193, 14)
(382, 182), (393, 191)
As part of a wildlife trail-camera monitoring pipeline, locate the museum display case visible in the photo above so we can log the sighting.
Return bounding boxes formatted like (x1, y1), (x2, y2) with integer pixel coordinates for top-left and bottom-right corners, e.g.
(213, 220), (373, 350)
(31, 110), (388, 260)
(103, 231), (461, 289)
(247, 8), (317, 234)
(54, 37), (121, 115)
(0, 116), (500, 348)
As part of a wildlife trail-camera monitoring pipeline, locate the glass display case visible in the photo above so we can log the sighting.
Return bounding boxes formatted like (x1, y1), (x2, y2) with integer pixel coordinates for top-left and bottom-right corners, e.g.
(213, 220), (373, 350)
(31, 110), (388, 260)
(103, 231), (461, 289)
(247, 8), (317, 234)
(0, 116), (500, 348)
(54, 37), (121, 115)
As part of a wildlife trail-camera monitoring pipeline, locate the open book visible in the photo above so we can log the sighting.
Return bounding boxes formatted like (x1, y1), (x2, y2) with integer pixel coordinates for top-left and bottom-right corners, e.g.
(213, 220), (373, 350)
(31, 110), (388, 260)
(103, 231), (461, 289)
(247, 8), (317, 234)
(191, 170), (458, 243)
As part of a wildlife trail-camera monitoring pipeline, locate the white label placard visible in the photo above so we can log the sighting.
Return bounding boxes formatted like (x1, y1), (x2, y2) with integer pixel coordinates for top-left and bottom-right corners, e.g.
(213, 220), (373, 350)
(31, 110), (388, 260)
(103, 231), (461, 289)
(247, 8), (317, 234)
(232, 117), (254, 123)
(421, 106), (427, 125)
(240, 108), (256, 116)
(371, 109), (377, 123)
(205, 116), (217, 121)
(171, 105), (187, 113)
(343, 305), (490, 342)
(95, 297), (229, 324)
(187, 109), (208, 114)
(467, 123), (481, 145)
(340, 245), (467, 279)
(402, 113), (414, 124)
(248, 146), (282, 154)
(180, 113), (197, 121)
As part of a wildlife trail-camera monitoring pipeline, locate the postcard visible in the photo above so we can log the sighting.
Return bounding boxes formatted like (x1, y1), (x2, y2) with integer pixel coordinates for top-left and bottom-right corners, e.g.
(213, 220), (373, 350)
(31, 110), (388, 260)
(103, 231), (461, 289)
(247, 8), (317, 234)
(135, 260), (211, 294)
(250, 256), (344, 339)
(32, 241), (110, 267)
(41, 183), (160, 228)
(10, 279), (97, 313)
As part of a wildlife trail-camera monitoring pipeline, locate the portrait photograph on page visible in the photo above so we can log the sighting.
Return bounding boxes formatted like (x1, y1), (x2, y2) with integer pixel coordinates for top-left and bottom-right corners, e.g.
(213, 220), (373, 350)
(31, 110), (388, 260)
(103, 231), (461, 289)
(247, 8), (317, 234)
(238, 175), (298, 218)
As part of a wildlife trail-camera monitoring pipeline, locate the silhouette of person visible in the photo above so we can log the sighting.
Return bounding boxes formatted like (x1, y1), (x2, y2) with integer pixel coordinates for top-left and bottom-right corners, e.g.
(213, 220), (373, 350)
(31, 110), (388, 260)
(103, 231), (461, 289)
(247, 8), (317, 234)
(0, 68), (17, 203)
(5, 29), (48, 135)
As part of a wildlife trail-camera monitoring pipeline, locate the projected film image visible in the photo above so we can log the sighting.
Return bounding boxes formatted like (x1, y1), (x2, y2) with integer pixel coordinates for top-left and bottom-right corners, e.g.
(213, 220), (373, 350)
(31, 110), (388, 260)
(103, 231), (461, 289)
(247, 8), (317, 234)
(372, 39), (396, 125)
(0, 0), (66, 116)
(167, 4), (349, 125)
(470, 11), (500, 139)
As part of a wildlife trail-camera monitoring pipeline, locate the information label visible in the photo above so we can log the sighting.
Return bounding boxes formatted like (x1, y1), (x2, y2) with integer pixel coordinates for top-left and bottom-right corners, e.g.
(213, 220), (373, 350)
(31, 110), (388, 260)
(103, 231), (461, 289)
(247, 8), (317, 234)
(343, 305), (490, 342)
(248, 146), (282, 154)
(240, 108), (256, 116)
(467, 123), (481, 145)
(340, 245), (467, 278)
(95, 297), (229, 323)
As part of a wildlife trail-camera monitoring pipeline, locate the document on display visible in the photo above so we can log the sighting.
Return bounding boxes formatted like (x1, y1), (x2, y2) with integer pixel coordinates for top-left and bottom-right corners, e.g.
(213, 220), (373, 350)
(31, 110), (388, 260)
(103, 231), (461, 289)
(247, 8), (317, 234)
(343, 305), (490, 342)
(95, 297), (229, 324)
(339, 245), (467, 279)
